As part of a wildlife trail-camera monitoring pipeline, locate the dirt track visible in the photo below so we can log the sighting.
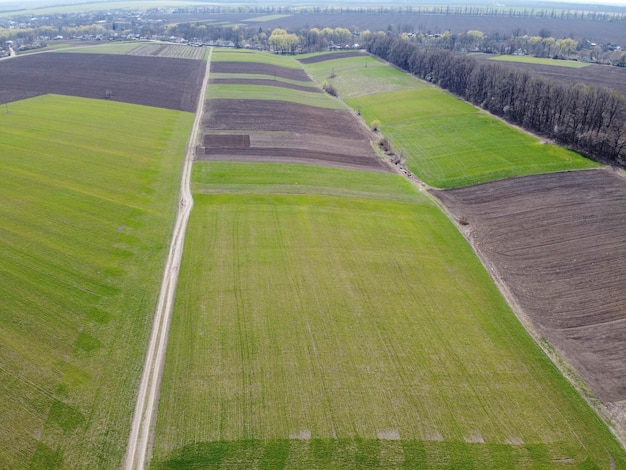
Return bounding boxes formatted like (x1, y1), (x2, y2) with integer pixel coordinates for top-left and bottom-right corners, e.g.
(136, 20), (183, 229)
(431, 169), (626, 432)
(123, 50), (212, 470)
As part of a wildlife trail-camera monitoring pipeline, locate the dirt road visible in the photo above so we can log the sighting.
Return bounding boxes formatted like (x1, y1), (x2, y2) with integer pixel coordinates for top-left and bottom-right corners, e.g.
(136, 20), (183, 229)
(123, 48), (212, 470)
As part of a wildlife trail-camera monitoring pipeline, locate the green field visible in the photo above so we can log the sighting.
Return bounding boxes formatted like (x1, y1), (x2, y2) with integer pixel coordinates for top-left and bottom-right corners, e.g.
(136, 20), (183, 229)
(303, 54), (425, 98)
(0, 94), (193, 469)
(301, 56), (598, 188)
(150, 161), (625, 468)
(212, 48), (302, 68)
(206, 83), (345, 109)
(489, 55), (591, 68)
(340, 86), (598, 188)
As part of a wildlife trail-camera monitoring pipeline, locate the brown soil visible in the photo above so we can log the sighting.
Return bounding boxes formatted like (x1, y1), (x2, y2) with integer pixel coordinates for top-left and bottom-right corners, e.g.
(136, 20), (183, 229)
(203, 99), (371, 138)
(199, 94), (387, 172)
(298, 51), (368, 64)
(475, 56), (626, 98)
(209, 77), (321, 92)
(210, 61), (311, 81)
(0, 53), (205, 112)
(431, 169), (626, 408)
(199, 146), (388, 172)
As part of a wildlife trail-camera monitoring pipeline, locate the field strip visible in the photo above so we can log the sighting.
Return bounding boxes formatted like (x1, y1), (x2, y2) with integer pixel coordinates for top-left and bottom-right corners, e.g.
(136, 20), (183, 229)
(123, 48), (212, 470)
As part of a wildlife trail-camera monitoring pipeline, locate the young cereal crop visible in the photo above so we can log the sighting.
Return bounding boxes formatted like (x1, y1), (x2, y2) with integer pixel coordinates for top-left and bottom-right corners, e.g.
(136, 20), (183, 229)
(150, 162), (625, 468)
(0, 94), (193, 469)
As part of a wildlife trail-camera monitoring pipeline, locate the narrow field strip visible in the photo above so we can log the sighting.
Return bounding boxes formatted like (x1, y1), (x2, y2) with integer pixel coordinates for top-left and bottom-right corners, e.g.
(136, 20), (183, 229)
(205, 84), (343, 109)
(211, 72), (318, 87)
(0, 95), (193, 469)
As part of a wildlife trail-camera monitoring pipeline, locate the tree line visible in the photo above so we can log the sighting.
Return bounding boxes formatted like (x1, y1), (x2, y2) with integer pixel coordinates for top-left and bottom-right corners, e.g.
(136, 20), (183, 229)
(365, 34), (626, 167)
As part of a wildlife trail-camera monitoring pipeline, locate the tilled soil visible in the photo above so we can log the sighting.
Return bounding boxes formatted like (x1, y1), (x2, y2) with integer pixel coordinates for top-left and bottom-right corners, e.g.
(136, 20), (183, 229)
(210, 61), (311, 81)
(0, 53), (205, 112)
(431, 169), (626, 407)
(203, 99), (371, 139)
(199, 78), (387, 172)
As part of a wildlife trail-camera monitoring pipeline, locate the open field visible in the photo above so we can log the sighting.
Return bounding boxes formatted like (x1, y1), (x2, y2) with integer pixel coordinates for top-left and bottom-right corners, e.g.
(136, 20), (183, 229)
(476, 55), (626, 97)
(488, 55), (591, 68)
(301, 53), (425, 98)
(211, 49), (303, 68)
(150, 161), (625, 468)
(0, 94), (193, 468)
(129, 43), (208, 60)
(0, 52), (205, 111)
(432, 168), (626, 431)
(210, 60), (310, 80)
(210, 72), (318, 88)
(341, 86), (598, 188)
(201, 53), (386, 172)
(205, 84), (340, 108)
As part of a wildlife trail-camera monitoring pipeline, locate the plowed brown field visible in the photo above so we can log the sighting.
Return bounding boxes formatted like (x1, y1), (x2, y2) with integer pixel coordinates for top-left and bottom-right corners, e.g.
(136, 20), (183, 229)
(198, 96), (387, 171)
(432, 169), (626, 419)
(210, 61), (310, 81)
(0, 53), (205, 111)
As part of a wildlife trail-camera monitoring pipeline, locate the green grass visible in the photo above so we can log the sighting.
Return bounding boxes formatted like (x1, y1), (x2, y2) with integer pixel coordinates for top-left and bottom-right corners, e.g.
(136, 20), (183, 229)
(212, 48), (302, 68)
(345, 88), (598, 187)
(303, 54), (425, 98)
(0, 94), (192, 469)
(192, 162), (421, 202)
(206, 83), (345, 109)
(151, 162), (625, 468)
(490, 55), (591, 68)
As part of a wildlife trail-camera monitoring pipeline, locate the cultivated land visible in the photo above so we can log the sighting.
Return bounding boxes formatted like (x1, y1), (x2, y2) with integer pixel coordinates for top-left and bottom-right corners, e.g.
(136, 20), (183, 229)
(148, 49), (626, 467)
(301, 54), (598, 188)
(199, 49), (387, 173)
(477, 54), (626, 97)
(0, 94), (193, 468)
(488, 55), (591, 68)
(151, 161), (625, 468)
(432, 169), (626, 435)
(0, 52), (205, 111)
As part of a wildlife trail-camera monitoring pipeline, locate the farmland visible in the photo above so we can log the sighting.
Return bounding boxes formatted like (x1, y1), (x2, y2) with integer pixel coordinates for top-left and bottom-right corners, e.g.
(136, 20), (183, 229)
(432, 169), (626, 433)
(476, 54), (626, 97)
(0, 52), (205, 112)
(151, 162), (625, 468)
(0, 94), (193, 468)
(147, 49), (626, 468)
(488, 55), (591, 68)
(301, 54), (598, 188)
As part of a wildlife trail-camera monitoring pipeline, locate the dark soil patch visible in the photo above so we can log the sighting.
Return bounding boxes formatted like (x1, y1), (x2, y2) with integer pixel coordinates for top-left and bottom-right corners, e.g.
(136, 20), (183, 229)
(475, 57), (626, 98)
(204, 134), (250, 148)
(210, 61), (311, 81)
(199, 96), (387, 172)
(199, 146), (388, 172)
(203, 99), (370, 139)
(209, 77), (321, 93)
(432, 169), (626, 405)
(298, 51), (368, 64)
(0, 53), (205, 112)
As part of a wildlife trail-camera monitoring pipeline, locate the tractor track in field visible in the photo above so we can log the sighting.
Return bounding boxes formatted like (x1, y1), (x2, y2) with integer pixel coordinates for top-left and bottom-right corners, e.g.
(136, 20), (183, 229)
(123, 48), (212, 470)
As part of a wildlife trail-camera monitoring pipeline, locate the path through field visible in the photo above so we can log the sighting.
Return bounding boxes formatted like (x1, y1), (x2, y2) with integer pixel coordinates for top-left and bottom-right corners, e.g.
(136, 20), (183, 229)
(123, 48), (212, 470)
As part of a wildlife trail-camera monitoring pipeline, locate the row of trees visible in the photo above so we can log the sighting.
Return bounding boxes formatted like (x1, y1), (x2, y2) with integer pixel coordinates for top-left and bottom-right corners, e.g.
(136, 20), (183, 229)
(366, 35), (626, 167)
